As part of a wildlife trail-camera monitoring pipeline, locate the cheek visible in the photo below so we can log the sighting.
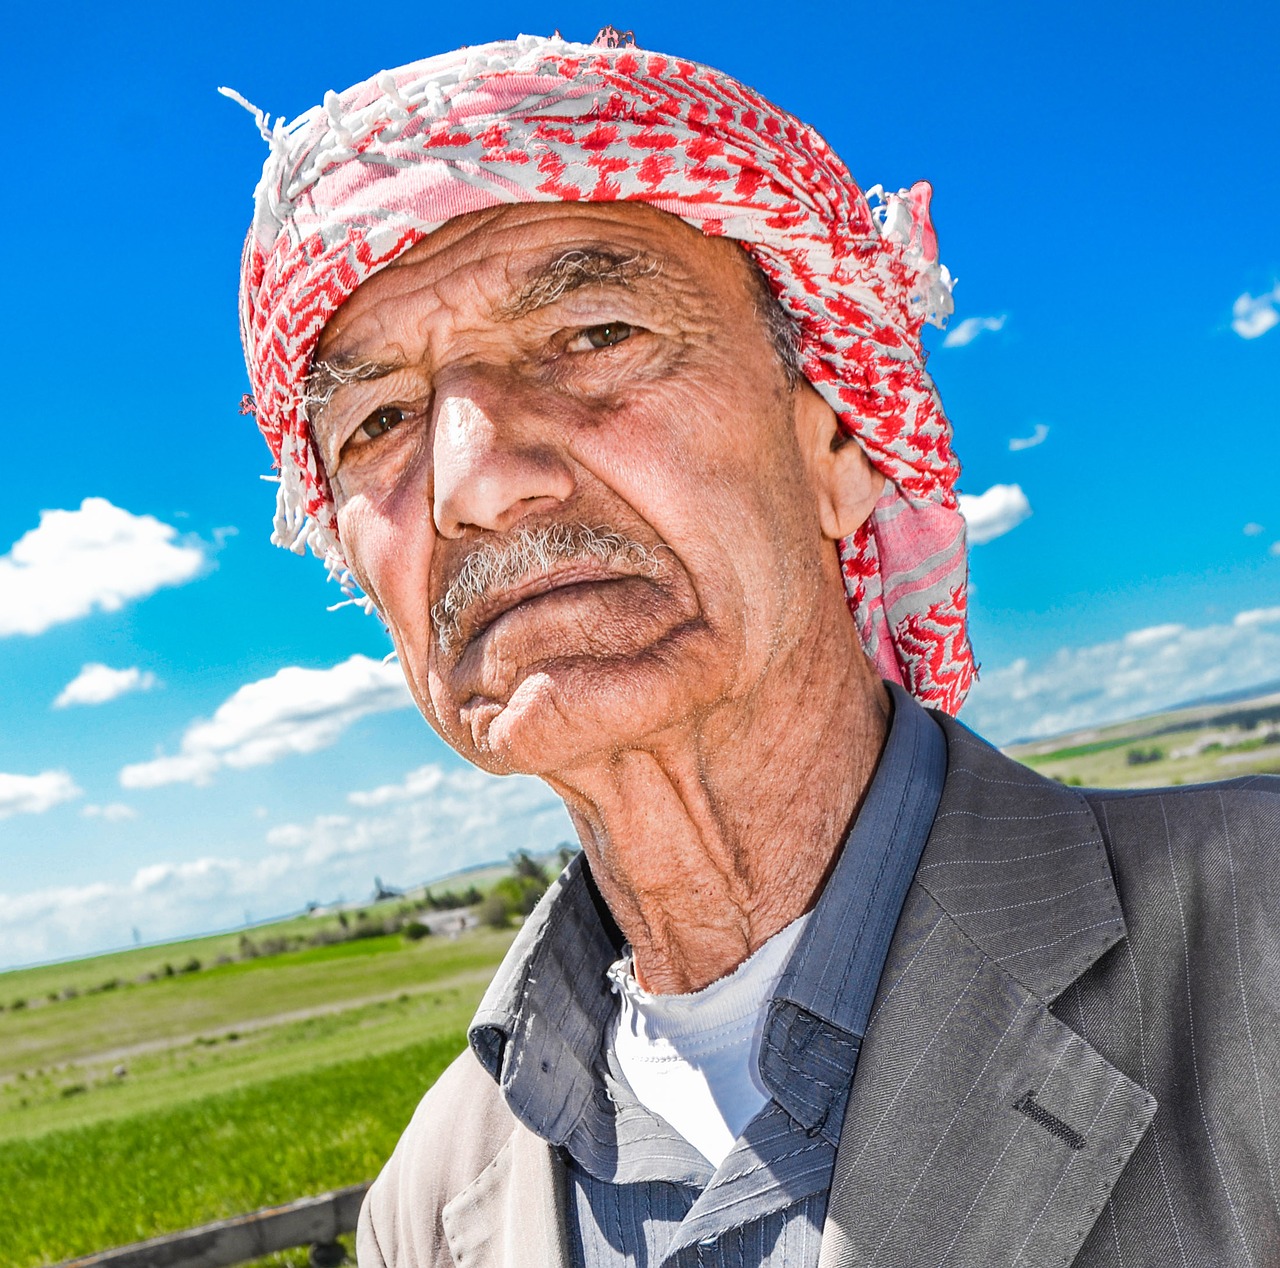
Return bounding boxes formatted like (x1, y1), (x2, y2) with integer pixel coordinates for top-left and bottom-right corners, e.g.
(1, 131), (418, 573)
(575, 378), (808, 565)
(565, 425), (797, 687)
(336, 498), (436, 635)
(339, 498), (460, 737)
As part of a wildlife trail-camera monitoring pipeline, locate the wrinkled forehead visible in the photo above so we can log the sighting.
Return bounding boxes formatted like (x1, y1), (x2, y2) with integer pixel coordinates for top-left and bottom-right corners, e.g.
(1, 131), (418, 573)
(313, 199), (755, 364)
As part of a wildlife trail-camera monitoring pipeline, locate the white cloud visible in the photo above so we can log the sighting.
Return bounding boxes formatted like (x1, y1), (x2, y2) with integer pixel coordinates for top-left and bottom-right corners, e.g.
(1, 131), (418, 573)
(962, 605), (1280, 744)
(1271, 542), (1280, 558)
(1008, 423), (1050, 452)
(0, 498), (205, 638)
(0, 854), (295, 967)
(348, 764), (448, 808)
(1232, 284), (1280, 339)
(0, 762), (574, 966)
(120, 655), (413, 789)
(1244, 523), (1265, 536)
(943, 314), (1007, 348)
(82, 802), (139, 822)
(276, 764), (571, 872)
(54, 663), (157, 708)
(1235, 606), (1280, 627)
(0, 771), (81, 820)
(123, 753), (221, 788)
(959, 484), (1033, 545)
(1122, 622), (1184, 648)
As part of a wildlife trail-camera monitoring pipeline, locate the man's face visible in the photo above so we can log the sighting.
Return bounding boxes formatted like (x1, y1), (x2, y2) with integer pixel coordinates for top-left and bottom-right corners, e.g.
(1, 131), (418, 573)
(311, 202), (850, 777)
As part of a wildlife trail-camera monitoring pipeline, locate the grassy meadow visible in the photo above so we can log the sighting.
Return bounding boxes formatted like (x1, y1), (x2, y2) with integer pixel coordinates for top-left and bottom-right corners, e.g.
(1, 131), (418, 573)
(0, 911), (516, 1268)
(1007, 688), (1280, 789)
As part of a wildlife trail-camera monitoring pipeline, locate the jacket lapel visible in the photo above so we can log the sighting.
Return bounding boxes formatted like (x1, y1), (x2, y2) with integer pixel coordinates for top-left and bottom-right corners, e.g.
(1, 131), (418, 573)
(440, 1123), (570, 1268)
(819, 715), (1157, 1268)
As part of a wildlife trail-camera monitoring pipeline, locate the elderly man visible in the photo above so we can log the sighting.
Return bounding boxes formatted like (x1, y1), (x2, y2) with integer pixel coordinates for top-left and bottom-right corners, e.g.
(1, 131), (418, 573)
(230, 31), (1279, 1268)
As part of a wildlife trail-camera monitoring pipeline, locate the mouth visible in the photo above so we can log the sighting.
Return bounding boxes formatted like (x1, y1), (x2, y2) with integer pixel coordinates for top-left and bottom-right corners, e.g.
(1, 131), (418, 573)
(446, 560), (647, 655)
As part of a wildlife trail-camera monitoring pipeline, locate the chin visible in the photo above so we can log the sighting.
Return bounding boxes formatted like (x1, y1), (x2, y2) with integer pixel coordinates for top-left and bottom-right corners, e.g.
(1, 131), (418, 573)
(451, 651), (713, 777)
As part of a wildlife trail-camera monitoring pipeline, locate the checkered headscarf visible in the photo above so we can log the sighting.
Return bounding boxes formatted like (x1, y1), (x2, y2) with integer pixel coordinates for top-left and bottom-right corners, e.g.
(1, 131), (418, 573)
(231, 31), (975, 713)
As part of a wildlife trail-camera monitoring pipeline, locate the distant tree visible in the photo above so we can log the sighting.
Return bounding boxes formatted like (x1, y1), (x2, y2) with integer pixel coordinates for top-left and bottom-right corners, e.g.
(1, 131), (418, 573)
(489, 873), (544, 918)
(1126, 747), (1164, 766)
(478, 892), (511, 929)
(512, 851), (550, 884)
(425, 887), (472, 910)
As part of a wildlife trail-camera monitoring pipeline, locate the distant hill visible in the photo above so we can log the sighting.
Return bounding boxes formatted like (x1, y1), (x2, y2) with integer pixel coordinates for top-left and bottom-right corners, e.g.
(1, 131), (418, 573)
(1006, 687), (1280, 790)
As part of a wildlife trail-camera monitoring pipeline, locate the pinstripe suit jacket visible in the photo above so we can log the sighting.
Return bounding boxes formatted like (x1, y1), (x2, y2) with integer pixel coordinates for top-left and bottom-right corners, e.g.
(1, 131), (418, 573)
(357, 714), (1280, 1268)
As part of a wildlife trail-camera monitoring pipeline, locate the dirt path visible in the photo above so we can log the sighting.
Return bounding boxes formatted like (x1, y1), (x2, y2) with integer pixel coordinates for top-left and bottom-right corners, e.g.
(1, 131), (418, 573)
(4, 967), (492, 1080)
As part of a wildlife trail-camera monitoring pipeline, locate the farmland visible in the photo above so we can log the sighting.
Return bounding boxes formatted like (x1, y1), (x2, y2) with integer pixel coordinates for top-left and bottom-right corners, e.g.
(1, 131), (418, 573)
(1007, 687), (1280, 789)
(0, 915), (516, 1267)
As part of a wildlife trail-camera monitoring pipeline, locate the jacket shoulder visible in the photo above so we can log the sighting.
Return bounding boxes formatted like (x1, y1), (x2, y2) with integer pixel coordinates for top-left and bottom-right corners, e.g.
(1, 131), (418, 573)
(1085, 771), (1280, 811)
(1082, 775), (1280, 973)
(357, 1046), (516, 1268)
(1084, 774), (1280, 877)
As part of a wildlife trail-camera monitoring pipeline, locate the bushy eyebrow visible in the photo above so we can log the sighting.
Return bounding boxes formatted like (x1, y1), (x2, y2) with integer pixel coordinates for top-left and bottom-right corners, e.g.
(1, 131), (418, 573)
(304, 354), (404, 423)
(495, 247), (660, 321)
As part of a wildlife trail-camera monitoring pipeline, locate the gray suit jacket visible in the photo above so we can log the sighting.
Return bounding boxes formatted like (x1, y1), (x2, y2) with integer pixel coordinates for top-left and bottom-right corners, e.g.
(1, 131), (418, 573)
(357, 714), (1280, 1267)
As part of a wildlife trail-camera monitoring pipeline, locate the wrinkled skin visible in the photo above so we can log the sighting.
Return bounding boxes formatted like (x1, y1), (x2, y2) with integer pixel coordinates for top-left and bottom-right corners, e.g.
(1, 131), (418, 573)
(312, 202), (890, 992)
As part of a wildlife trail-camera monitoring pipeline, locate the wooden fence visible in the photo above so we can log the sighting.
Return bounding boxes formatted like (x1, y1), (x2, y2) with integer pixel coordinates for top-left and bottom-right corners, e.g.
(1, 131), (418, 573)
(48, 1182), (370, 1268)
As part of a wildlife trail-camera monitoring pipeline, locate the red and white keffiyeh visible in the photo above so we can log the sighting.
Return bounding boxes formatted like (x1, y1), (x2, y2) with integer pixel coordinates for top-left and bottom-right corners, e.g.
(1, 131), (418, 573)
(230, 31), (976, 714)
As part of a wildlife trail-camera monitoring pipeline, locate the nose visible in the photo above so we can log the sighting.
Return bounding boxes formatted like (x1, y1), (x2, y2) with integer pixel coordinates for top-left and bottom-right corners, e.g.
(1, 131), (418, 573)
(431, 366), (576, 539)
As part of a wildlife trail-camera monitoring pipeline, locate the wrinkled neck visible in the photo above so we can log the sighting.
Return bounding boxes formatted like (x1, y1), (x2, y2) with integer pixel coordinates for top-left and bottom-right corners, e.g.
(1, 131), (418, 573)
(548, 617), (890, 994)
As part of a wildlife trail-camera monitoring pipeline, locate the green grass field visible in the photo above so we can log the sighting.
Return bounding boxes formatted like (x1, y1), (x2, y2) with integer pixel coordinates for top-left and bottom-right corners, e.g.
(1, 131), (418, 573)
(0, 919), (515, 1267)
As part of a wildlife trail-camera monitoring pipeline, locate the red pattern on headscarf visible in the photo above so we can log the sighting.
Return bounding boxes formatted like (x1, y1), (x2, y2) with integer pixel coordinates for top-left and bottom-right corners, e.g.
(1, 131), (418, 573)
(230, 35), (975, 713)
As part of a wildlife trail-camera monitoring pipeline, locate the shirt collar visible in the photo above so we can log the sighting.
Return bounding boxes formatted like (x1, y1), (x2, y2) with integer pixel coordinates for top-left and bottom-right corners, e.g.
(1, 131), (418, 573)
(759, 682), (947, 1130)
(469, 852), (619, 1145)
(468, 683), (947, 1145)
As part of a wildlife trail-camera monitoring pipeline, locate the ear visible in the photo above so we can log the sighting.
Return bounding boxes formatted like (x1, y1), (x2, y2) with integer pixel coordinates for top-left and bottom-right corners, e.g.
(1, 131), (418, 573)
(793, 384), (886, 541)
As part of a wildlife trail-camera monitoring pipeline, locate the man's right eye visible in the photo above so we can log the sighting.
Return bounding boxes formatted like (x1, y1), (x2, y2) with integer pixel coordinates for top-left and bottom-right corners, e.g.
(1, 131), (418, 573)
(359, 406), (405, 440)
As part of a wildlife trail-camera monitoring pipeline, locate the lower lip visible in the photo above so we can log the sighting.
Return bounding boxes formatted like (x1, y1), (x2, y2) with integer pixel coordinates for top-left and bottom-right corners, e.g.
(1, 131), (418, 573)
(489, 577), (626, 628)
(460, 577), (638, 652)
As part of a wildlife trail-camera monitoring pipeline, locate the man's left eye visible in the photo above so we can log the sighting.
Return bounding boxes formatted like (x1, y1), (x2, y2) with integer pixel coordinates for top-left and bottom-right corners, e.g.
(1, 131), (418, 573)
(569, 322), (634, 351)
(359, 406), (406, 440)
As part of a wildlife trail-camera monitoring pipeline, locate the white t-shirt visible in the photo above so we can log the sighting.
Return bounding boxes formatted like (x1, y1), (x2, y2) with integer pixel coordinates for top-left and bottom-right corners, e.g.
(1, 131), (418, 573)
(606, 914), (810, 1169)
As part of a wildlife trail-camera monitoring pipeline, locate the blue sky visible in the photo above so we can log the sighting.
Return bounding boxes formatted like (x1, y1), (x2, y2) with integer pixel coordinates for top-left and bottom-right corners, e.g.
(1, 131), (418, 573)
(1, 0), (1277, 967)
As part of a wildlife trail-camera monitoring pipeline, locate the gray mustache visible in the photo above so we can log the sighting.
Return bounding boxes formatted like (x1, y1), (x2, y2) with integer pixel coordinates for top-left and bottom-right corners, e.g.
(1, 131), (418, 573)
(431, 524), (663, 654)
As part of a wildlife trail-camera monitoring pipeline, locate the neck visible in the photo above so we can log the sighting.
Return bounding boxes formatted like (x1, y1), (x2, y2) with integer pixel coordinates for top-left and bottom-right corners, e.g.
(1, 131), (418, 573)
(546, 601), (891, 995)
